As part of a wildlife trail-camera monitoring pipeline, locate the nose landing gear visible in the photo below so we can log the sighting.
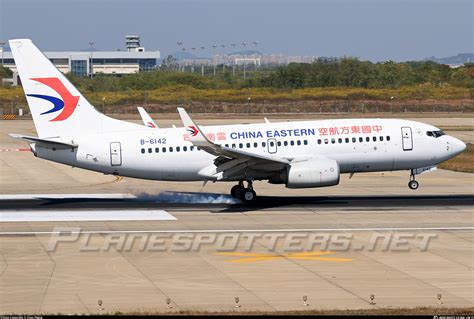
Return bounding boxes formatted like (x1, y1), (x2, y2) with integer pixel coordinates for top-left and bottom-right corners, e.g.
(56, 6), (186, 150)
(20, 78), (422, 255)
(230, 180), (257, 204)
(408, 170), (419, 190)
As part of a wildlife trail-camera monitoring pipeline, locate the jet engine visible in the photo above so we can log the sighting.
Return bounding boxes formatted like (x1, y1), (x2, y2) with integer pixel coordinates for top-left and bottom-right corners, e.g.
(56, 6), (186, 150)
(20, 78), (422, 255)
(274, 158), (340, 188)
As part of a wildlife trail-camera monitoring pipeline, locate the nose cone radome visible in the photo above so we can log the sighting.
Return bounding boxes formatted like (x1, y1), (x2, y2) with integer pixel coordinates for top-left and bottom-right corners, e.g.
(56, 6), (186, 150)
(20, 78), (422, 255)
(451, 137), (466, 156)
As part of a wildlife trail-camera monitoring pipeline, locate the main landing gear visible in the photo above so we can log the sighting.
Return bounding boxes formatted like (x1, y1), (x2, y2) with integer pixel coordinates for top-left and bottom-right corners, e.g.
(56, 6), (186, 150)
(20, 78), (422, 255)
(408, 169), (419, 190)
(231, 180), (257, 204)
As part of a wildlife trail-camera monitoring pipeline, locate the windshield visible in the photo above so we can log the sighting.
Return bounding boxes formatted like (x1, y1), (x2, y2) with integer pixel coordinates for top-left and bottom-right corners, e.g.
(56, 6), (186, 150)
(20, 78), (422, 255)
(426, 130), (446, 138)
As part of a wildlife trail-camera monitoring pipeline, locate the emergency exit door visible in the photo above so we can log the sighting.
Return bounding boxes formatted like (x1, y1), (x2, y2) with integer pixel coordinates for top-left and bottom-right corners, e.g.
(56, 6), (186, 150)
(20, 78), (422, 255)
(267, 138), (278, 154)
(401, 127), (413, 151)
(110, 142), (122, 166)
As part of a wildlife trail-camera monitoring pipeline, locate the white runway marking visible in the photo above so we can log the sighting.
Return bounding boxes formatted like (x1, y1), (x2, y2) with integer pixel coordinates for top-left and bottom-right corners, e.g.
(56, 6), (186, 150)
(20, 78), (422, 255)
(0, 226), (472, 235)
(0, 210), (176, 222)
(0, 193), (138, 200)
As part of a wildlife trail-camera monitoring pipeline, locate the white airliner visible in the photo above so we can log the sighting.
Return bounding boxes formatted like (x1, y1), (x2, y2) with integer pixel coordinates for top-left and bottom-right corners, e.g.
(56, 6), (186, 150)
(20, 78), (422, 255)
(9, 39), (466, 204)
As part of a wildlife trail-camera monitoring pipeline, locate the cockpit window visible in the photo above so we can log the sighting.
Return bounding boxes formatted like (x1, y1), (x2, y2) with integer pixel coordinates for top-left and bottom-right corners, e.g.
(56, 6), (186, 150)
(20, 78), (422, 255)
(426, 130), (446, 138)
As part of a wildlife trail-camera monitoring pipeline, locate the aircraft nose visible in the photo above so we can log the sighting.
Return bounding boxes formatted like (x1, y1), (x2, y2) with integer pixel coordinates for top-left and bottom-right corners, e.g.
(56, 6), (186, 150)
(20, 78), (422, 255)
(451, 137), (466, 156)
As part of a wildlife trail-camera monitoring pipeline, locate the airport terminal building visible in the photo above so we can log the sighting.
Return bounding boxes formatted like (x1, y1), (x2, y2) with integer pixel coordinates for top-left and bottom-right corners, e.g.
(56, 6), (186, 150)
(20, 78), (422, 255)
(1, 36), (160, 85)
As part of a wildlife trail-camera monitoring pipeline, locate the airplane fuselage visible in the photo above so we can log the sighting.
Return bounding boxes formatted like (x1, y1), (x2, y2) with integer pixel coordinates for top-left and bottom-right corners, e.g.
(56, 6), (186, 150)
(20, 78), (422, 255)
(33, 118), (463, 183)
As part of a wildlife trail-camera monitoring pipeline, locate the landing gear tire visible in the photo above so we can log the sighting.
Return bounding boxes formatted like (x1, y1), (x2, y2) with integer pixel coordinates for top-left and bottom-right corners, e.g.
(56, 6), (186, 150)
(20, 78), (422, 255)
(240, 188), (257, 204)
(230, 185), (245, 198)
(408, 180), (419, 190)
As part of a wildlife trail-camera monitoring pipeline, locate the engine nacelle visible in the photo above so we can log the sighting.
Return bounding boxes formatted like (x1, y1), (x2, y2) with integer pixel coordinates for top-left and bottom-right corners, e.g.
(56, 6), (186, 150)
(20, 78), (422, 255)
(285, 158), (340, 188)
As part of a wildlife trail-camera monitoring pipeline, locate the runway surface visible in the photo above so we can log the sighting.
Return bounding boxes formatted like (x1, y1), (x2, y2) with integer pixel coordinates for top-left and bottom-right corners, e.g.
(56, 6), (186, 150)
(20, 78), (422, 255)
(1, 193), (473, 211)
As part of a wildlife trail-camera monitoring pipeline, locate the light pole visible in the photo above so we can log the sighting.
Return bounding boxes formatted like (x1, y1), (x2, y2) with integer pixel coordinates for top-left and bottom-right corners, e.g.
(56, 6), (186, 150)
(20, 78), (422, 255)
(221, 44), (226, 74)
(181, 47), (186, 72)
(231, 43), (237, 76)
(212, 44), (217, 77)
(200, 46), (206, 76)
(177, 42), (183, 72)
(89, 41), (95, 78)
(252, 41), (259, 71)
(191, 47), (196, 73)
(242, 42), (248, 79)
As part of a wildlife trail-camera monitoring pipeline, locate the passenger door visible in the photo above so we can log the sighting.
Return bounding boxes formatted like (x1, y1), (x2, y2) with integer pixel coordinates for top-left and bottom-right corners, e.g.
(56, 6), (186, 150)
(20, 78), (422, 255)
(401, 127), (413, 151)
(110, 142), (122, 166)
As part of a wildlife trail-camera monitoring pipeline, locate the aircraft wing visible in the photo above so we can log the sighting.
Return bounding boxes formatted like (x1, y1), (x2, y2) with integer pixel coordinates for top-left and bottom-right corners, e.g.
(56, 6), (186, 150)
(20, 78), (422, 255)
(177, 108), (288, 180)
(137, 107), (158, 128)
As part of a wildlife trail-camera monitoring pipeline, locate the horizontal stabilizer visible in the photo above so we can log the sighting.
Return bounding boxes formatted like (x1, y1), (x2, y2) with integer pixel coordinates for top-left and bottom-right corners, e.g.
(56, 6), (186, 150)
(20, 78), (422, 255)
(9, 134), (78, 149)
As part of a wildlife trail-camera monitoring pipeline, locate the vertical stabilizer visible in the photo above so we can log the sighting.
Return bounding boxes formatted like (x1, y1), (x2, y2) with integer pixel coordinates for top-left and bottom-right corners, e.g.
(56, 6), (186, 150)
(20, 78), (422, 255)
(9, 39), (139, 139)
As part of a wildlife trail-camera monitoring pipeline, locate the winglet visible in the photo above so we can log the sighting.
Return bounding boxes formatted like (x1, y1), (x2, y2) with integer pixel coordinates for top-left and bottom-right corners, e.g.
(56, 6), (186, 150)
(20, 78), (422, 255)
(137, 107), (158, 128)
(177, 107), (210, 147)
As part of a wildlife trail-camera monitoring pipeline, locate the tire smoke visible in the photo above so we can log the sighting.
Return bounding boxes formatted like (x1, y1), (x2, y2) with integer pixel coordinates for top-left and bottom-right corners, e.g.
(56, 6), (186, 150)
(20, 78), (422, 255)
(134, 191), (240, 204)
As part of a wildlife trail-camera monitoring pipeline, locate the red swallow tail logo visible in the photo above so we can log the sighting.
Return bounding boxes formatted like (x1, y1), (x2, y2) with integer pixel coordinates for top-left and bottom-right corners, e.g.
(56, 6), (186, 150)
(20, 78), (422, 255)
(146, 122), (157, 128)
(187, 125), (199, 137)
(26, 77), (80, 122)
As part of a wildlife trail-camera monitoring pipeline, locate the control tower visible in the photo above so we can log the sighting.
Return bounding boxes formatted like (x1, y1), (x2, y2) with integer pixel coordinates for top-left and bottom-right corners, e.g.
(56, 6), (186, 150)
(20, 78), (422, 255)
(126, 35), (141, 52)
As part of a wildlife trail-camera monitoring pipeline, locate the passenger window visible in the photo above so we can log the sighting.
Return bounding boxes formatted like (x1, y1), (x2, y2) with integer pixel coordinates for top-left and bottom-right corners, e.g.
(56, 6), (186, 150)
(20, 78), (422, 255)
(352, 137), (356, 143)
(232, 144), (236, 148)
(176, 147), (180, 152)
(239, 143), (243, 148)
(373, 136), (377, 142)
(148, 148), (152, 153)
(246, 143), (250, 148)
(262, 142), (266, 147)
(345, 138), (349, 143)
(380, 136), (384, 141)
(366, 137), (370, 142)
(277, 141), (282, 146)
(169, 147), (173, 152)
(387, 136), (391, 141)
(190, 146), (194, 151)
(162, 147), (166, 153)
(338, 138), (342, 143)
(284, 141), (288, 146)
(225, 144), (229, 148)
(324, 139), (329, 144)
(141, 148), (145, 154)
(331, 138), (336, 144)
(290, 141), (295, 146)
(318, 139), (322, 145)
(254, 142), (258, 148)
(359, 137), (363, 142)
(304, 140), (308, 145)
(183, 146), (187, 152)
(155, 147), (159, 153)
(297, 140), (301, 146)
